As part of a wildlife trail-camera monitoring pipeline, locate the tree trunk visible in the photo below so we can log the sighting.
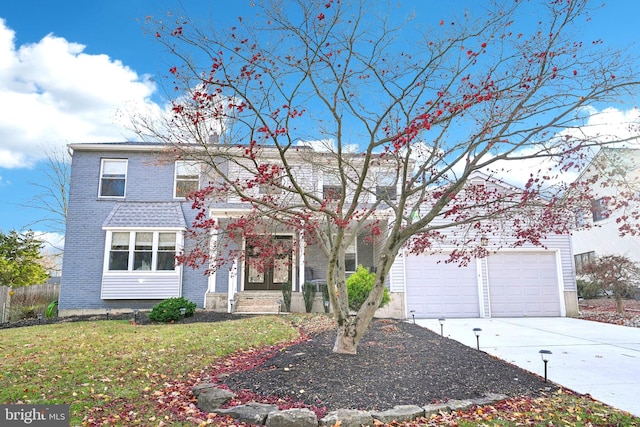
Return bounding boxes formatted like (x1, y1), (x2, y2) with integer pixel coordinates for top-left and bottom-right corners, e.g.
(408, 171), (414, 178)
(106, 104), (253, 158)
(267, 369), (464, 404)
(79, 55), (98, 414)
(332, 252), (394, 354)
(615, 293), (625, 314)
(332, 317), (360, 355)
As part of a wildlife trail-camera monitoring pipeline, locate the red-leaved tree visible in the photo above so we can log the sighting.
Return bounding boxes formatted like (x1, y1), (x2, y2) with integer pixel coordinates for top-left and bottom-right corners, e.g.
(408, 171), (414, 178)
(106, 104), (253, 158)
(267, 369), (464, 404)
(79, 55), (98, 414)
(134, 0), (639, 354)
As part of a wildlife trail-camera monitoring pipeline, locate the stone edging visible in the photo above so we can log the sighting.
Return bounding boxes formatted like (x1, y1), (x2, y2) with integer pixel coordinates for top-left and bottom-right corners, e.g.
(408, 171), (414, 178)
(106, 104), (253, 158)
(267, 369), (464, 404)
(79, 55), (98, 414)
(193, 383), (508, 426)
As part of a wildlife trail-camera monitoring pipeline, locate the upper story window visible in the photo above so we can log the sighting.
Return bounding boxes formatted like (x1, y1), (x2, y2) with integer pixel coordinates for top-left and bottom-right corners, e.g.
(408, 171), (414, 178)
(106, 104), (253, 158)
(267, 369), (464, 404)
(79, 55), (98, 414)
(574, 209), (586, 228)
(107, 231), (178, 272)
(376, 174), (397, 201)
(574, 251), (595, 275)
(99, 159), (127, 198)
(174, 160), (200, 198)
(259, 165), (283, 195)
(591, 197), (608, 222)
(323, 172), (343, 200)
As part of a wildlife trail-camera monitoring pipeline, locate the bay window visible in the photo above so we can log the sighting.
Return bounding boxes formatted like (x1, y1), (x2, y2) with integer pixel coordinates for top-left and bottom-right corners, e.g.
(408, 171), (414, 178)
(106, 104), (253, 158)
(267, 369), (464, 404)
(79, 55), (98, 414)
(106, 231), (178, 272)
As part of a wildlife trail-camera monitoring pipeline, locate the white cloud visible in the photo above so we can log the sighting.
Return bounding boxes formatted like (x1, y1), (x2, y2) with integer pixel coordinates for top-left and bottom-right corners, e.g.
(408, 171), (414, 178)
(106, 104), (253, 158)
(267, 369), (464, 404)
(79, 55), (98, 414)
(0, 19), (161, 169)
(479, 107), (640, 189)
(34, 231), (64, 254)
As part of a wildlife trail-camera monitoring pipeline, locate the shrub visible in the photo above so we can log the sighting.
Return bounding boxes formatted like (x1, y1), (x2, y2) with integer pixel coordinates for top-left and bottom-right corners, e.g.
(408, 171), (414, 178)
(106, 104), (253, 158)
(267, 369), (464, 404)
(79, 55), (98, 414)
(321, 283), (330, 313)
(281, 282), (292, 312)
(346, 265), (390, 311)
(45, 300), (58, 318)
(577, 279), (602, 299)
(148, 297), (196, 322)
(302, 283), (316, 313)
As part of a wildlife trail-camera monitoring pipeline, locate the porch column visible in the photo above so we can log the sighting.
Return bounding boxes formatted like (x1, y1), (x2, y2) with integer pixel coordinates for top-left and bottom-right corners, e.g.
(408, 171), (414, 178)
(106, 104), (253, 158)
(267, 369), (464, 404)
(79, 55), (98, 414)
(207, 219), (218, 294)
(228, 258), (238, 313)
(298, 231), (305, 291)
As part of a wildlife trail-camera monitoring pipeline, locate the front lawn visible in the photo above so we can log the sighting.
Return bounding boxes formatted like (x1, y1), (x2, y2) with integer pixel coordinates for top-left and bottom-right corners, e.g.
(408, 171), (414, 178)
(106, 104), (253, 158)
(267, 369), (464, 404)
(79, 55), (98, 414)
(0, 316), (299, 426)
(1, 314), (638, 426)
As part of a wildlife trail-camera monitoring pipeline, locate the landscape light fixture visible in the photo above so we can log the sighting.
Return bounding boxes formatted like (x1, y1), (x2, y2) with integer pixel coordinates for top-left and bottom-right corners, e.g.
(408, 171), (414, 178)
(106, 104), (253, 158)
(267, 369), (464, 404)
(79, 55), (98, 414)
(480, 236), (489, 246)
(229, 299), (235, 313)
(105, 308), (111, 320)
(410, 310), (416, 324)
(473, 327), (482, 350)
(179, 307), (186, 318)
(539, 350), (552, 382)
(277, 300), (283, 315)
(37, 313), (43, 324)
(438, 317), (445, 336)
(323, 299), (330, 313)
(133, 309), (139, 323)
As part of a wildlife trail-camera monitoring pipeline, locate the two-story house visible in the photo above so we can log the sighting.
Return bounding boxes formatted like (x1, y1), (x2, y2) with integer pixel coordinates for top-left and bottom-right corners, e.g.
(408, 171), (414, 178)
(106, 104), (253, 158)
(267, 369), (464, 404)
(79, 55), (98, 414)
(59, 141), (579, 318)
(571, 147), (640, 273)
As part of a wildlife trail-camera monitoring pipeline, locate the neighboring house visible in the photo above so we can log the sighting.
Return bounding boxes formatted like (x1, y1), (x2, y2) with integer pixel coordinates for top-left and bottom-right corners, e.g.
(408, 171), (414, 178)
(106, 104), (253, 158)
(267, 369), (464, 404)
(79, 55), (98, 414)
(59, 142), (578, 318)
(571, 148), (640, 272)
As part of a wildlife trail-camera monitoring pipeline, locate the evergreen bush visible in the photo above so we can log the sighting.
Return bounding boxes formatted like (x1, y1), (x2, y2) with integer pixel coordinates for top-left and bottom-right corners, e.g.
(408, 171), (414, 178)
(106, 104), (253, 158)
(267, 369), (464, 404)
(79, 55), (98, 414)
(302, 283), (316, 313)
(281, 282), (292, 312)
(148, 297), (196, 322)
(346, 265), (390, 311)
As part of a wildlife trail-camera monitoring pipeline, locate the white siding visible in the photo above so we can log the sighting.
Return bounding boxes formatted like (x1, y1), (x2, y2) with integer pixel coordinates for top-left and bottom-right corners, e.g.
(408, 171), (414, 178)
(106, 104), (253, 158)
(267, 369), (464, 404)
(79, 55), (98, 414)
(101, 273), (181, 299)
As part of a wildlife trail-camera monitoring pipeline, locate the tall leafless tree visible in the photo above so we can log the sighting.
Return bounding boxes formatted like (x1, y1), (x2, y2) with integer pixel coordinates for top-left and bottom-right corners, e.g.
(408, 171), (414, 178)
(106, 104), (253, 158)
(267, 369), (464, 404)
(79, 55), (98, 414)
(135, 0), (639, 353)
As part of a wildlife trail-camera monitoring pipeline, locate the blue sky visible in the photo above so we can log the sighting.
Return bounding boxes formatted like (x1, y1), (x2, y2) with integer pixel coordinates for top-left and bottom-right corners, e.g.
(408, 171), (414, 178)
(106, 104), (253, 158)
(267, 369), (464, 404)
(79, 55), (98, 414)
(0, 0), (639, 250)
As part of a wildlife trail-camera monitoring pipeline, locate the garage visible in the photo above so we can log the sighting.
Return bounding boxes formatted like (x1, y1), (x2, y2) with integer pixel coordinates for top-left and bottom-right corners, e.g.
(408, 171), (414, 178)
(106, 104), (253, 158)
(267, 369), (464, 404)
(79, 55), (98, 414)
(487, 252), (561, 317)
(405, 253), (480, 318)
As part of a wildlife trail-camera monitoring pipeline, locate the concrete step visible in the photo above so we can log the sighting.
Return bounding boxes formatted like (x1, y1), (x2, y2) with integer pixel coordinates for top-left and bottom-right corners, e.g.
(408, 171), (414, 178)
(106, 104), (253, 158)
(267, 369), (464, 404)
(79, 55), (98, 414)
(234, 292), (285, 314)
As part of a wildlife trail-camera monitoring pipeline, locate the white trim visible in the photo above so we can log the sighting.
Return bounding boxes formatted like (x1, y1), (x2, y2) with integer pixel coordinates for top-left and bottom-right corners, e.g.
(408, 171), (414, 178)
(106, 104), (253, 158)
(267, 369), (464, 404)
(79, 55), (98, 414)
(228, 258), (237, 313)
(173, 160), (201, 199)
(207, 223), (218, 294)
(555, 250), (567, 317)
(98, 158), (128, 199)
(102, 230), (183, 273)
(476, 258), (486, 318)
(298, 231), (306, 288)
(103, 226), (185, 231)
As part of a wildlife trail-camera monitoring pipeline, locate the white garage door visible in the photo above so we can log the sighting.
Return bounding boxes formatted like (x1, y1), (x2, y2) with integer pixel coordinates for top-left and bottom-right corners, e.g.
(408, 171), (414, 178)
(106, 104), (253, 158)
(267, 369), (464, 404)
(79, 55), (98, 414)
(405, 254), (480, 318)
(488, 252), (561, 317)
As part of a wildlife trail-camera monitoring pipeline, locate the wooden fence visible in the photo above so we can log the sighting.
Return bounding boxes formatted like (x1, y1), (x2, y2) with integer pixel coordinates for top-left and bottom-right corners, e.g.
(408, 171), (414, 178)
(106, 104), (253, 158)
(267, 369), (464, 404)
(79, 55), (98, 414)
(1, 283), (60, 322)
(0, 285), (9, 323)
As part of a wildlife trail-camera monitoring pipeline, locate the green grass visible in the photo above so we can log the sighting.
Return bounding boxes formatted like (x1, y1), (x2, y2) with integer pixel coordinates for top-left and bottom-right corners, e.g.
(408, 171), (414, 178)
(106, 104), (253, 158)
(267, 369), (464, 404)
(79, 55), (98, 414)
(1, 316), (638, 426)
(0, 316), (299, 426)
(435, 391), (639, 426)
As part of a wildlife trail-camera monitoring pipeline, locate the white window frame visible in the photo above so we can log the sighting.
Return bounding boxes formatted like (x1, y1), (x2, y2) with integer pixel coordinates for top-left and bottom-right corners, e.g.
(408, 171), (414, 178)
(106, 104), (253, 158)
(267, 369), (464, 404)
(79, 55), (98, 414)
(574, 251), (595, 275)
(174, 160), (200, 199)
(103, 230), (182, 273)
(375, 172), (397, 201)
(591, 198), (608, 222)
(333, 234), (357, 274)
(323, 171), (343, 200)
(99, 159), (128, 198)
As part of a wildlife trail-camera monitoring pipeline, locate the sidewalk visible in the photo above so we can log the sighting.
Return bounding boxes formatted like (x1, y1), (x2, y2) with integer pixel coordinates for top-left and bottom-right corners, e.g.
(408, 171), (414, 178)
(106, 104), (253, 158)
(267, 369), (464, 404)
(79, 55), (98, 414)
(415, 317), (640, 417)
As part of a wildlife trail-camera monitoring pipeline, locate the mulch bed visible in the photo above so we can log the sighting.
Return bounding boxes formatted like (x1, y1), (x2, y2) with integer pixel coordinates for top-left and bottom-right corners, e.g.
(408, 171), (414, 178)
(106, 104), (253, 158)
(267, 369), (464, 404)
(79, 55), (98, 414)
(219, 318), (557, 411)
(579, 298), (640, 328)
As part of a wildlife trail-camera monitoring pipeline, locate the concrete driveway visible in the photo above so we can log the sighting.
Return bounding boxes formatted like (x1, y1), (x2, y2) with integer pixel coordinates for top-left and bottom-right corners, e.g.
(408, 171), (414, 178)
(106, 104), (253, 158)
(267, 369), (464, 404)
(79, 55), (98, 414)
(415, 317), (640, 417)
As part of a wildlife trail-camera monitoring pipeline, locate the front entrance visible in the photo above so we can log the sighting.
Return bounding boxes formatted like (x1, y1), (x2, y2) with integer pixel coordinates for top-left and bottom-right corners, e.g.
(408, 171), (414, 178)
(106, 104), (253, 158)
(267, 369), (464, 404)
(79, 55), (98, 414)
(244, 236), (293, 291)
